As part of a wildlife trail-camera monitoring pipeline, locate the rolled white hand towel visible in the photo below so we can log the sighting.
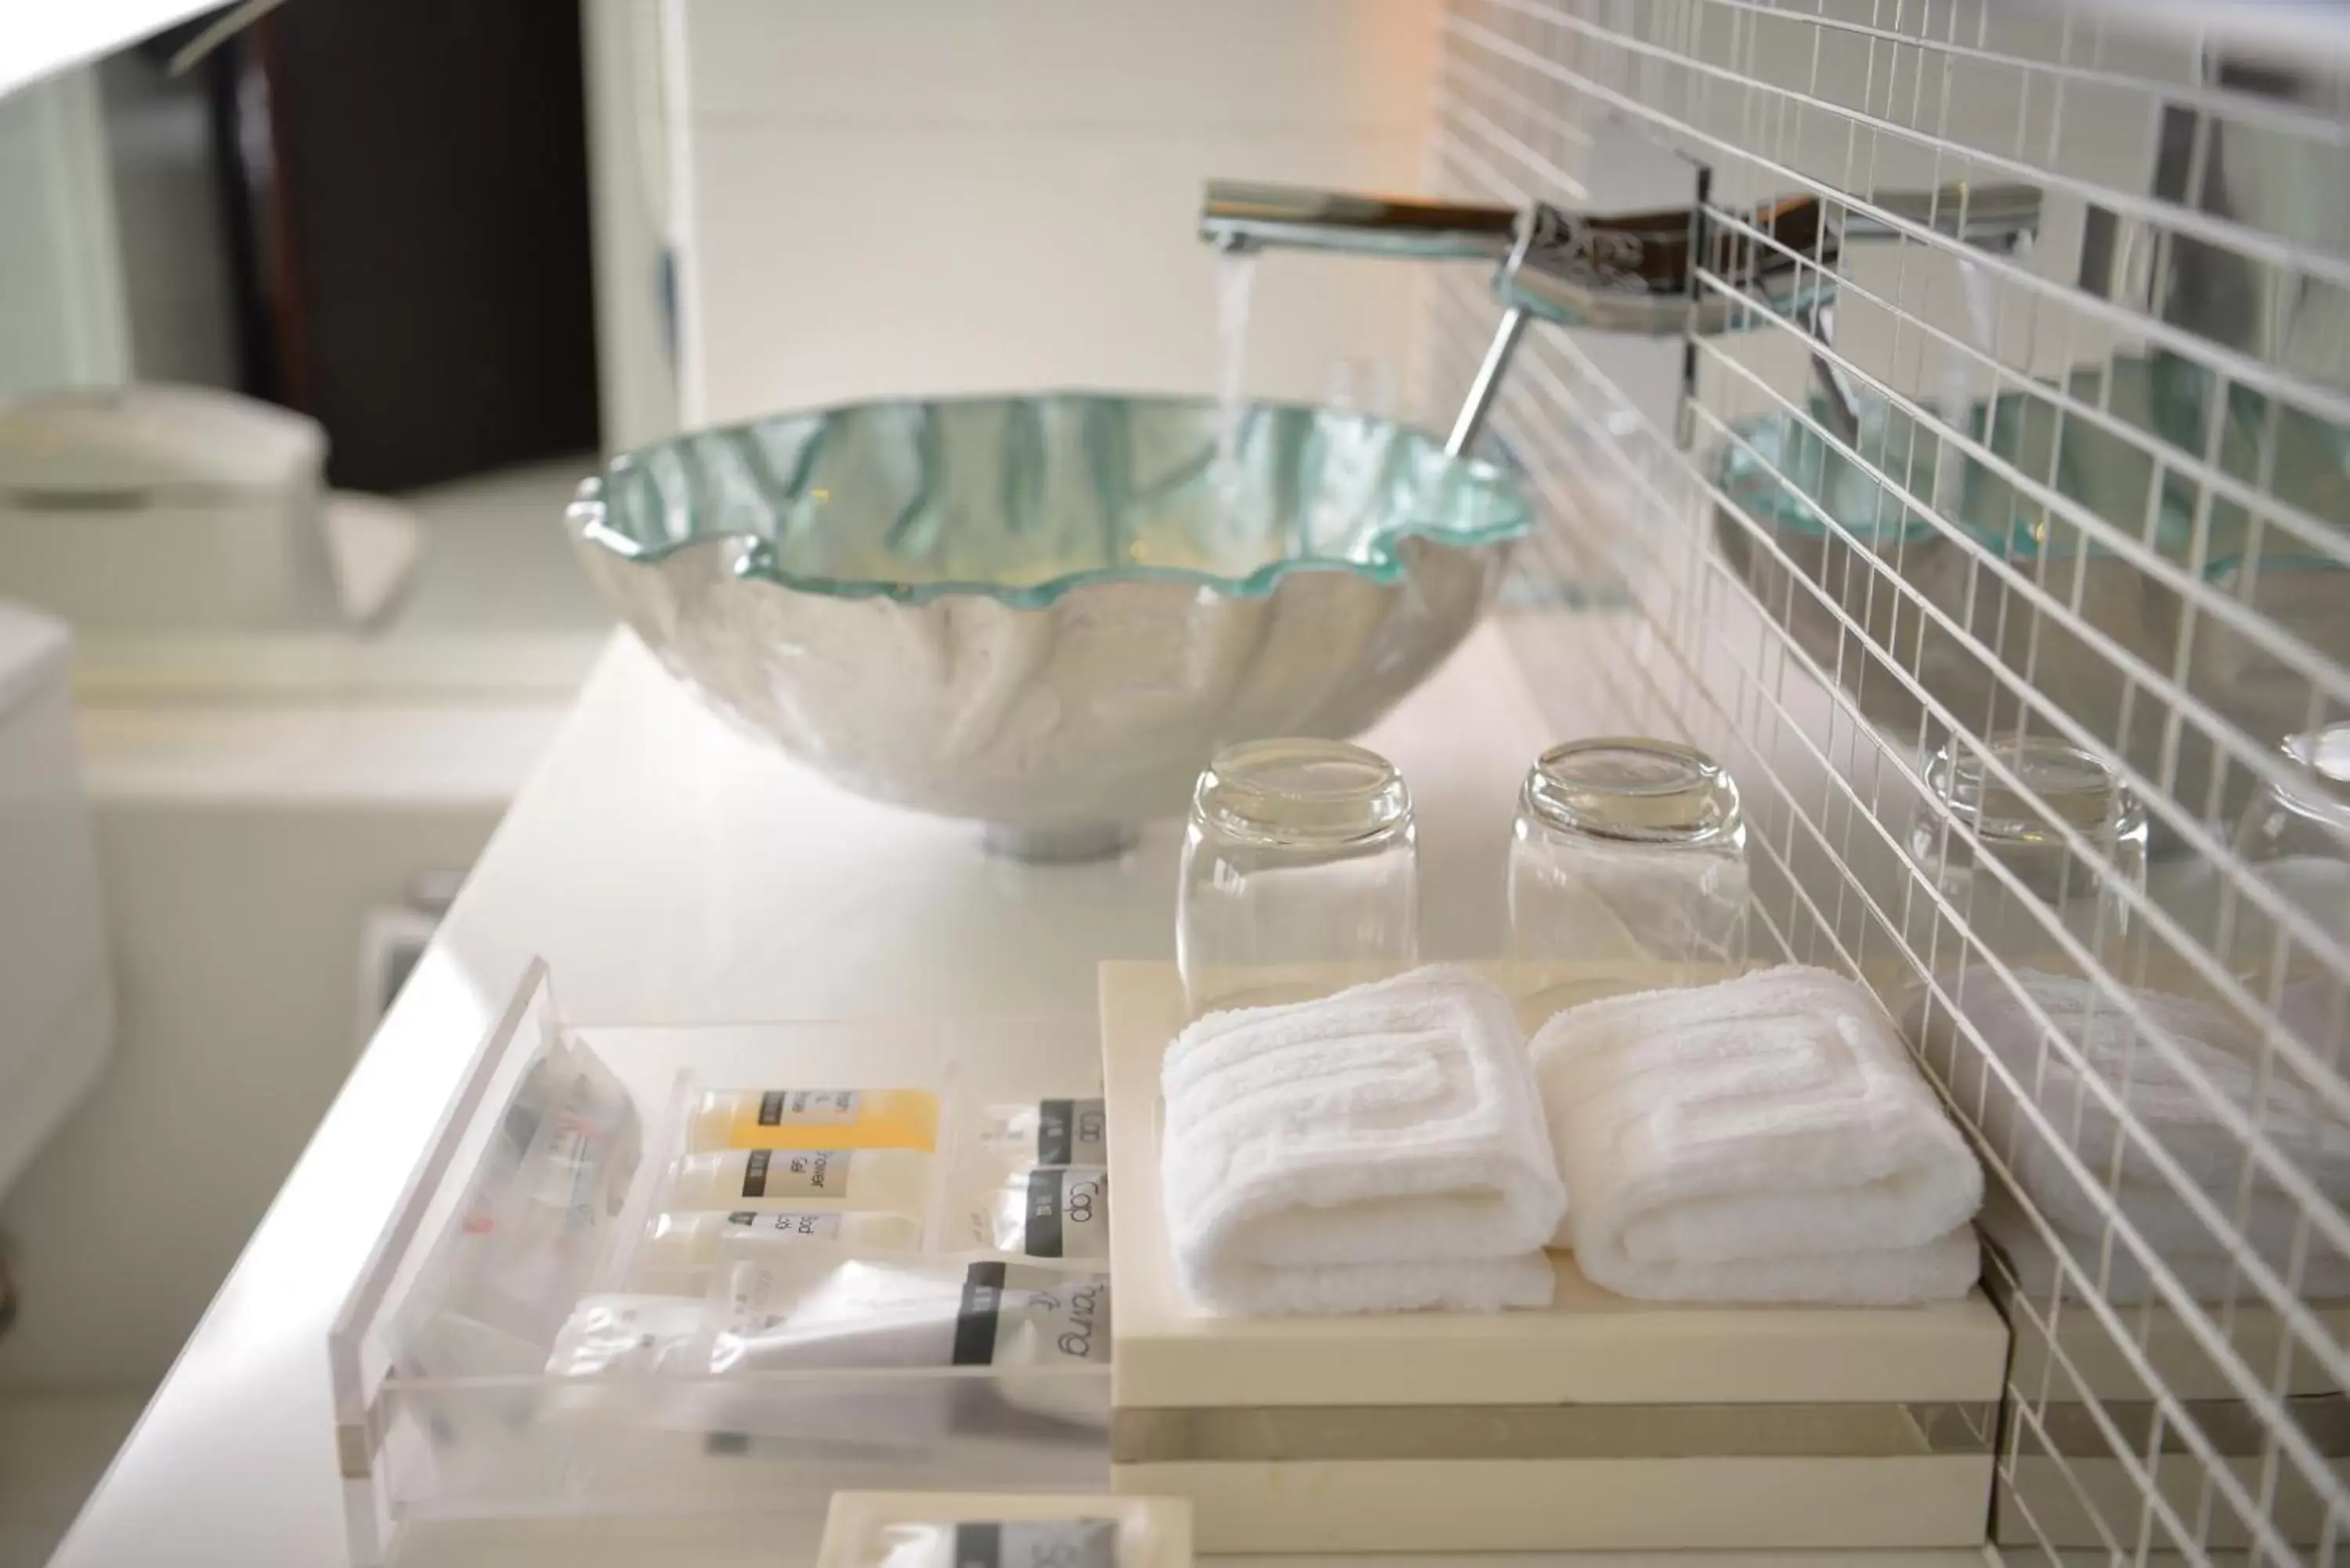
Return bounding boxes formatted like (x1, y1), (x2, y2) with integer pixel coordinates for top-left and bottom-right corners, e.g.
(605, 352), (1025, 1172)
(1160, 965), (1566, 1316)
(1532, 965), (1983, 1304)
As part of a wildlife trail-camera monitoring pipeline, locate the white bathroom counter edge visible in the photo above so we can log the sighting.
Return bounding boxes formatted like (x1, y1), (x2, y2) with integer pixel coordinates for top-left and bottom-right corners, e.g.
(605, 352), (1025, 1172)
(48, 618), (1993, 1568)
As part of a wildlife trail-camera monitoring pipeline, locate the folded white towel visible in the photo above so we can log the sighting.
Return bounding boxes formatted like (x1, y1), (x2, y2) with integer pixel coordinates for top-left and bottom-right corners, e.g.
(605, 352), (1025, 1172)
(1940, 969), (2350, 1299)
(1160, 965), (1566, 1317)
(1180, 1251), (1559, 1317)
(1979, 1185), (2350, 1307)
(1531, 966), (1984, 1304)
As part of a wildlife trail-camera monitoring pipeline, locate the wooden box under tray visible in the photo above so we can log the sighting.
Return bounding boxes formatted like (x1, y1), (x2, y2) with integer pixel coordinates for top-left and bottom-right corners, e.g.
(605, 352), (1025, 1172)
(1097, 960), (2012, 1555)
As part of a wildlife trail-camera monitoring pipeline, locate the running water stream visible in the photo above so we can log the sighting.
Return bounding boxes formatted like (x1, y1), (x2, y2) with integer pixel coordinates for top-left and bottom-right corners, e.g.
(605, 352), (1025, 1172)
(1212, 247), (1260, 501)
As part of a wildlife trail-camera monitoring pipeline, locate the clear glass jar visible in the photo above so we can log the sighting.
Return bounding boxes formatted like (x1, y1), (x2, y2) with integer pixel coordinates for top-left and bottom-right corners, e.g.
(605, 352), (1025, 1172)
(1177, 738), (1419, 1017)
(1506, 738), (1748, 1012)
(1911, 735), (2148, 970)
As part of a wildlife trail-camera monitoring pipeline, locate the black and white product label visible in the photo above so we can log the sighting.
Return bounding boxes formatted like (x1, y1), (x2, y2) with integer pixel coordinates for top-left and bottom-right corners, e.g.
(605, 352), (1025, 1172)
(1034, 1098), (1107, 1166)
(725, 1209), (842, 1239)
(756, 1089), (859, 1126)
(951, 1262), (1112, 1367)
(950, 1520), (1119, 1568)
(1021, 1167), (1108, 1259)
(740, 1147), (848, 1199)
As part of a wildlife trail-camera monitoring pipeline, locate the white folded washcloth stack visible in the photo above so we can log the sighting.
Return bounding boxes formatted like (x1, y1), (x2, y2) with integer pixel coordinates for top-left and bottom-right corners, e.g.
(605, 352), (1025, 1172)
(1160, 965), (1567, 1317)
(1945, 968), (2350, 1305)
(1531, 965), (1984, 1304)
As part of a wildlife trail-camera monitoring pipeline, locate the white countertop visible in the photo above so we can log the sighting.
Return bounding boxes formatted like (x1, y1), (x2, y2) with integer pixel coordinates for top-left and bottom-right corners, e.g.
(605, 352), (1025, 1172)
(45, 623), (1537, 1566)
(49, 621), (1986, 1568)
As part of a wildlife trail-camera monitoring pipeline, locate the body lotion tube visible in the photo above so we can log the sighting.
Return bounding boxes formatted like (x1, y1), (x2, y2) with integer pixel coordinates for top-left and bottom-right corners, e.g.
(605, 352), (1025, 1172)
(665, 1147), (934, 1218)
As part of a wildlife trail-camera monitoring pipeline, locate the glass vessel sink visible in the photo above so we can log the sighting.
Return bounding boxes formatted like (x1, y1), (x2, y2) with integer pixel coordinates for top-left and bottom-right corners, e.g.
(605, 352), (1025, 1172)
(568, 393), (1530, 858)
(1713, 355), (2349, 831)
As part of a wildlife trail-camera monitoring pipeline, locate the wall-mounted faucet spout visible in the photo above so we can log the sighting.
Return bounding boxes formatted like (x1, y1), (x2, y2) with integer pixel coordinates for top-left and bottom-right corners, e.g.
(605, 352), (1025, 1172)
(1202, 182), (1518, 263)
(1198, 177), (2043, 456)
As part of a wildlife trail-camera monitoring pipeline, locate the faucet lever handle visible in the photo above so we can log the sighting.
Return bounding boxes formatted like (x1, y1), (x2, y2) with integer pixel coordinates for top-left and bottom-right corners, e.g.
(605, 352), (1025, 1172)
(1499, 196), (1842, 331)
(1502, 204), (1711, 333)
(1498, 182), (2042, 332)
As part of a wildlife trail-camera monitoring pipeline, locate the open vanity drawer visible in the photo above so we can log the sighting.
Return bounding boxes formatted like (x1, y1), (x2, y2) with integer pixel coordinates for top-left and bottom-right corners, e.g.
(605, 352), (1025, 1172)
(331, 961), (1110, 1566)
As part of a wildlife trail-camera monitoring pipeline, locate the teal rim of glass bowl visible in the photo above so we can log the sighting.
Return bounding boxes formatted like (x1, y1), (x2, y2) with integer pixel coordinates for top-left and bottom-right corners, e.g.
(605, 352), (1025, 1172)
(567, 390), (1533, 609)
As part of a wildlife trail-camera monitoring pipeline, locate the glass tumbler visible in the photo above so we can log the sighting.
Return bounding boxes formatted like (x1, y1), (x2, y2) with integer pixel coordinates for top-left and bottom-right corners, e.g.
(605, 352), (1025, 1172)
(1507, 738), (1748, 1012)
(1911, 735), (2148, 971)
(1177, 738), (1419, 1017)
(2228, 723), (2350, 1039)
(2236, 724), (2350, 889)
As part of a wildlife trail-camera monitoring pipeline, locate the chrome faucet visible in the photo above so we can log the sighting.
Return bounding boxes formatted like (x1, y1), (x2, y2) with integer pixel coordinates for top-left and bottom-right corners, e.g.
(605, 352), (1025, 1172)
(1201, 177), (2042, 455)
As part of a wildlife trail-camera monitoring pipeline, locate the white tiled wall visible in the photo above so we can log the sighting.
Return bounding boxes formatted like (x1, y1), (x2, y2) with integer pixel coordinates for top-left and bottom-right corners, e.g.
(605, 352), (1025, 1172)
(667, 0), (1448, 425)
